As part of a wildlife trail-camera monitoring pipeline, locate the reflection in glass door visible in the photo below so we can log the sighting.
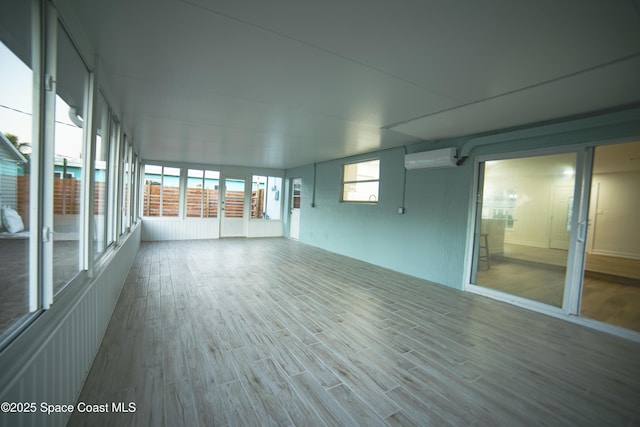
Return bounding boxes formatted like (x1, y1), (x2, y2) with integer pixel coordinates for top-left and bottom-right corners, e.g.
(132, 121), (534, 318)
(580, 141), (640, 332)
(471, 153), (577, 307)
(220, 177), (247, 237)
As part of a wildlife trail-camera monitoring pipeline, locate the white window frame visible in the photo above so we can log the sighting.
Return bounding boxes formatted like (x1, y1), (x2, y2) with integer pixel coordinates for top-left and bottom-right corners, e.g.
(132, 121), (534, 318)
(341, 158), (380, 203)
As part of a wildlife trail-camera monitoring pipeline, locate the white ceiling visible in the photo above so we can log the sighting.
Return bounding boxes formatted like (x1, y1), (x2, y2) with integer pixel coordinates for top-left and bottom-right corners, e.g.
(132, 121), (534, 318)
(64, 0), (640, 169)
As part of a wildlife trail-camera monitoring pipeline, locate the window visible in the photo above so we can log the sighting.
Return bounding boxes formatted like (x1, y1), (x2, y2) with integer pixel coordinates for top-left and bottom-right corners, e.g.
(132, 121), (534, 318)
(251, 175), (282, 220)
(161, 167), (180, 217)
(292, 180), (301, 208)
(121, 140), (132, 233)
(0, 0), (36, 341)
(93, 93), (110, 258)
(187, 169), (219, 218)
(130, 154), (139, 224)
(53, 23), (89, 294)
(203, 170), (219, 218)
(143, 165), (161, 216)
(0, 3), (141, 346)
(224, 178), (245, 218)
(342, 159), (380, 202)
(106, 116), (120, 246)
(142, 165), (180, 217)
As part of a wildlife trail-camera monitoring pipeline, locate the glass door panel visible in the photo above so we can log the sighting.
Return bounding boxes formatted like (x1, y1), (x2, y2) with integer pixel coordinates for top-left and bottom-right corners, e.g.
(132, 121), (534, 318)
(580, 141), (640, 331)
(220, 177), (246, 237)
(472, 153), (577, 307)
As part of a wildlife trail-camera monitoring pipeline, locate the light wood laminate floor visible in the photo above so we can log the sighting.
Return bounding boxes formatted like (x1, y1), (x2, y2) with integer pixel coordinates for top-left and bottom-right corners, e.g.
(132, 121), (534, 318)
(479, 243), (640, 331)
(69, 238), (640, 426)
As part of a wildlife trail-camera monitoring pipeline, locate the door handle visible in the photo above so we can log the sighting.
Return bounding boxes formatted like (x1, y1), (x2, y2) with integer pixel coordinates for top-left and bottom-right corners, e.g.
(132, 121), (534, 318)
(577, 221), (587, 243)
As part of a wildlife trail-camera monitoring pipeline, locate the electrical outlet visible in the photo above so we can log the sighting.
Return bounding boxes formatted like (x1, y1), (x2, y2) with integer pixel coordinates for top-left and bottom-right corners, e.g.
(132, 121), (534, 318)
(397, 207), (405, 214)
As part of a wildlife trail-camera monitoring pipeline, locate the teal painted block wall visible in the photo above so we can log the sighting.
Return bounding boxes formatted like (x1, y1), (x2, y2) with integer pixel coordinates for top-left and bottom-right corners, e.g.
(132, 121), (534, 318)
(285, 106), (640, 290)
(286, 143), (473, 289)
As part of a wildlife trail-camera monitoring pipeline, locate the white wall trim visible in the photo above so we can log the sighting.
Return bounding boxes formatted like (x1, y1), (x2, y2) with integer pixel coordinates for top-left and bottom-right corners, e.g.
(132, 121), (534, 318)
(589, 249), (640, 260)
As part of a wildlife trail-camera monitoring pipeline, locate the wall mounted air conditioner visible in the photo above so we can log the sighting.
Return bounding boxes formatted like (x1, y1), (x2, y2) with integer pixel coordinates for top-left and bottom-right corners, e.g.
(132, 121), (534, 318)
(404, 147), (457, 170)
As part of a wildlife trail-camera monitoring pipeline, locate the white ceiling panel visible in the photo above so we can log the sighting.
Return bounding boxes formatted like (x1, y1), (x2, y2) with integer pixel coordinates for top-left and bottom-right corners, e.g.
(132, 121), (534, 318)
(60, 0), (640, 168)
(390, 54), (640, 140)
(183, 0), (640, 102)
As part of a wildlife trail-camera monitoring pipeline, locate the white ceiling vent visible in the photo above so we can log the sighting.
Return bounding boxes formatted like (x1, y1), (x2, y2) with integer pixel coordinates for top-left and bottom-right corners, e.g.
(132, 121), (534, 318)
(404, 147), (458, 170)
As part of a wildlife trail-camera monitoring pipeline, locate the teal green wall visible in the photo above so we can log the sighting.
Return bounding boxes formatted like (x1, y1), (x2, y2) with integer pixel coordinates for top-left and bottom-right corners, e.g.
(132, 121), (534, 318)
(285, 142), (474, 289)
(285, 106), (640, 289)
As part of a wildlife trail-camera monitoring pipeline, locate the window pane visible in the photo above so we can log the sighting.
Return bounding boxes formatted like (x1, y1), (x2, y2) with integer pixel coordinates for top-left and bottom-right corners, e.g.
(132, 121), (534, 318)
(580, 141), (640, 332)
(93, 93), (109, 258)
(266, 176), (282, 220)
(225, 178), (244, 218)
(472, 153), (576, 307)
(130, 155), (138, 224)
(342, 181), (379, 202)
(203, 170), (219, 218)
(344, 159), (380, 182)
(187, 169), (203, 218)
(251, 175), (282, 220)
(342, 159), (379, 202)
(161, 167), (180, 217)
(143, 164), (161, 216)
(107, 118), (119, 245)
(121, 142), (130, 232)
(293, 181), (301, 209)
(54, 24), (88, 293)
(0, 0), (35, 339)
(251, 175), (266, 219)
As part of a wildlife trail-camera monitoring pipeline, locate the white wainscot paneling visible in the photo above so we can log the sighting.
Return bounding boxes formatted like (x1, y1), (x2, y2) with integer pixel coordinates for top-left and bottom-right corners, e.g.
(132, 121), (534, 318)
(0, 225), (141, 427)
(248, 220), (283, 238)
(141, 218), (220, 241)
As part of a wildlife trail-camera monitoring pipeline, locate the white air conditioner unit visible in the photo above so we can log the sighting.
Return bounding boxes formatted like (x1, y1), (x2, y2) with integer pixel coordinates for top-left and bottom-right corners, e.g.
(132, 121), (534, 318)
(404, 147), (457, 170)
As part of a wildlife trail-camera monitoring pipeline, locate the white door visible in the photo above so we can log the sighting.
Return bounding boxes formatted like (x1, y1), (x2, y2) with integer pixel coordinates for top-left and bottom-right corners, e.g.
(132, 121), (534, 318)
(289, 178), (301, 240)
(220, 177), (248, 237)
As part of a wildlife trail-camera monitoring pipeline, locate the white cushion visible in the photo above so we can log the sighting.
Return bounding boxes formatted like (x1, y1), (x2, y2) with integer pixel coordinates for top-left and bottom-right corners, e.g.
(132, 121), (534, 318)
(1, 207), (25, 233)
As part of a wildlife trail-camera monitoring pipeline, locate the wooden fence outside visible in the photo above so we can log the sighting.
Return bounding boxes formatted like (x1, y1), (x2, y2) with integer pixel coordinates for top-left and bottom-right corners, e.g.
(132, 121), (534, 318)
(143, 184), (265, 219)
(186, 187), (219, 218)
(143, 183), (222, 218)
(14, 178), (267, 224)
(17, 176), (107, 225)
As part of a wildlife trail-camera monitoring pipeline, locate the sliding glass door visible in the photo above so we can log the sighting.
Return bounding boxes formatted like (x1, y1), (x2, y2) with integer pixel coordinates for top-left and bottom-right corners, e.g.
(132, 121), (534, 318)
(471, 152), (578, 308)
(469, 142), (640, 333)
(579, 141), (640, 332)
